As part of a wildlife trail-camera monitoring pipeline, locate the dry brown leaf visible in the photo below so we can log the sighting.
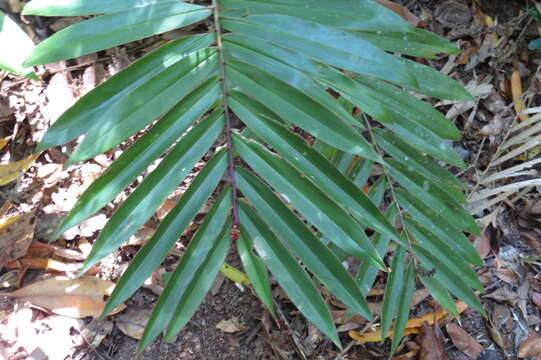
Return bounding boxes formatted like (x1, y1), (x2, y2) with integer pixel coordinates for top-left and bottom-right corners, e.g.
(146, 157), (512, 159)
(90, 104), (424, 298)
(216, 316), (245, 333)
(446, 322), (484, 358)
(474, 234), (492, 259)
(0, 213), (35, 269)
(486, 321), (506, 353)
(419, 322), (449, 360)
(80, 319), (113, 348)
(116, 308), (152, 340)
(4, 258), (98, 275)
(372, 0), (420, 27)
(518, 336), (541, 358)
(511, 69), (528, 121)
(2, 276), (125, 318)
(25, 241), (86, 261)
(349, 301), (468, 342)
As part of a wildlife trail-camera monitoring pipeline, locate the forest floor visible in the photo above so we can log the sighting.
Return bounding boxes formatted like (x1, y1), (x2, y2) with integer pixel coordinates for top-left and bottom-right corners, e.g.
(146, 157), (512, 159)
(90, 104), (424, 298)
(1, 0), (541, 359)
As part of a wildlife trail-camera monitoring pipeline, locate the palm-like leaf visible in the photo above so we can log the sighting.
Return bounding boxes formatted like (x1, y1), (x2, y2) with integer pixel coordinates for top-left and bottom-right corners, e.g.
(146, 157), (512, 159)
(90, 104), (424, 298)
(23, 0), (483, 351)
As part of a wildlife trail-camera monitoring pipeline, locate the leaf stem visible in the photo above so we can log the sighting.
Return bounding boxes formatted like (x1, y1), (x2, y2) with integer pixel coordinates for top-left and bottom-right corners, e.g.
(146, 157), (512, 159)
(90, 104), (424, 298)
(212, 0), (240, 236)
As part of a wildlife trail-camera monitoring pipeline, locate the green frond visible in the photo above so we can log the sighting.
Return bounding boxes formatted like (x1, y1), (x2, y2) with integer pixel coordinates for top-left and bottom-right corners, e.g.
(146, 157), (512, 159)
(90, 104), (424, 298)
(23, 0), (483, 352)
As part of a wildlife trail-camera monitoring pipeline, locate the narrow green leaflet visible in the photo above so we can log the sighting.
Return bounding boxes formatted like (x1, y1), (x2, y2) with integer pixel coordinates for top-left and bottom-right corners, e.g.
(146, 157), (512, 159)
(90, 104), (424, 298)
(352, 28), (460, 58)
(373, 128), (466, 198)
(24, 2), (211, 66)
(404, 218), (482, 290)
(397, 57), (473, 101)
(380, 245), (407, 342)
(390, 262), (415, 356)
(349, 158), (374, 189)
(55, 81), (220, 238)
(227, 61), (378, 160)
(79, 111), (224, 274)
(233, 134), (385, 269)
(419, 272), (458, 317)
(396, 189), (482, 266)
(23, 0), (179, 16)
(353, 76), (461, 140)
(356, 206), (398, 296)
(221, 0), (411, 32)
(412, 245), (484, 314)
(102, 150), (228, 317)
(235, 167), (372, 319)
(222, 15), (417, 88)
(386, 158), (477, 234)
(224, 34), (356, 127)
(165, 221), (231, 340)
(139, 188), (232, 351)
(237, 227), (274, 315)
(69, 49), (219, 164)
(230, 93), (398, 242)
(37, 33), (215, 151)
(238, 202), (340, 348)
(0, 12), (37, 79)
(330, 150), (356, 174)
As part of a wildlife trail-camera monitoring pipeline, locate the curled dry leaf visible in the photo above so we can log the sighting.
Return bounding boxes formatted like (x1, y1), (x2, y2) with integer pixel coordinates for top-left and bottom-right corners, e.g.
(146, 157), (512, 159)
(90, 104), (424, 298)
(446, 322), (484, 358)
(0, 213), (36, 269)
(2, 276), (125, 318)
(216, 316), (245, 334)
(518, 336), (541, 358)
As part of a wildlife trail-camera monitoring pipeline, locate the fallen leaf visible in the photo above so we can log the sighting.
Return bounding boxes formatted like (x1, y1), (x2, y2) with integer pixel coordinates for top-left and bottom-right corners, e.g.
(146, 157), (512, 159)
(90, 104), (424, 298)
(216, 316), (245, 333)
(419, 322), (449, 360)
(486, 321), (506, 353)
(349, 301), (468, 342)
(0, 213), (35, 269)
(116, 308), (152, 340)
(511, 69), (528, 121)
(5, 258), (98, 274)
(372, 0), (420, 27)
(80, 319), (113, 348)
(0, 153), (40, 186)
(2, 276), (125, 318)
(446, 322), (484, 358)
(474, 234), (492, 259)
(25, 241), (86, 261)
(518, 336), (541, 358)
